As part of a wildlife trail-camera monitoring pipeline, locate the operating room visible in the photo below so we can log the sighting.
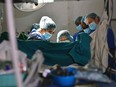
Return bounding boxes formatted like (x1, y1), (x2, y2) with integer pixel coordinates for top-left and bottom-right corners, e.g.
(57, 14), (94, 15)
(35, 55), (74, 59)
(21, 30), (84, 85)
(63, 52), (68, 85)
(0, 0), (116, 87)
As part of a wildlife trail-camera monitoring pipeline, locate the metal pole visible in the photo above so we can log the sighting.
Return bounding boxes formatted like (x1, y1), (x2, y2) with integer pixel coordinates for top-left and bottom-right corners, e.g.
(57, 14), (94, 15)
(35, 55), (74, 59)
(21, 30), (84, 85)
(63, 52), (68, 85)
(5, 0), (23, 87)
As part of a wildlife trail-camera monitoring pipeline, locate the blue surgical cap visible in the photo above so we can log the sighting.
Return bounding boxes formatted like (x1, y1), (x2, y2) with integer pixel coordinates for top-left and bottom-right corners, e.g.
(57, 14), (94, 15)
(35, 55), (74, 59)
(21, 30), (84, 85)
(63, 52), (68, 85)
(57, 30), (73, 42)
(81, 16), (87, 23)
(39, 16), (56, 30)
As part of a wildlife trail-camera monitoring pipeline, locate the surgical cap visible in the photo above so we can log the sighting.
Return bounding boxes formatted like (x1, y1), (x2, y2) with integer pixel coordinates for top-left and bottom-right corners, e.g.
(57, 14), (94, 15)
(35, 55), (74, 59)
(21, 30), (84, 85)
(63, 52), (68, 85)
(86, 13), (97, 19)
(75, 16), (83, 25)
(81, 16), (87, 23)
(57, 30), (73, 42)
(39, 16), (56, 30)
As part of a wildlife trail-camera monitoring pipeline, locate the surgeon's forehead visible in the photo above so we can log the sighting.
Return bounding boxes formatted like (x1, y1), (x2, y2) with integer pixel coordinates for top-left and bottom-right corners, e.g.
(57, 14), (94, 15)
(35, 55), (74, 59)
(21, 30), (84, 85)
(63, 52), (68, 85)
(59, 36), (67, 41)
(47, 28), (55, 33)
(85, 18), (95, 24)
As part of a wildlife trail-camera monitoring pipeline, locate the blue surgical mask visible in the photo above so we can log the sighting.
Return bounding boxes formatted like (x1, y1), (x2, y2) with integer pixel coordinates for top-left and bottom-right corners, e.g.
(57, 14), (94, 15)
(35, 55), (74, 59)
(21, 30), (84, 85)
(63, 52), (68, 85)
(43, 32), (52, 40)
(84, 28), (91, 34)
(89, 22), (97, 30)
(76, 25), (83, 31)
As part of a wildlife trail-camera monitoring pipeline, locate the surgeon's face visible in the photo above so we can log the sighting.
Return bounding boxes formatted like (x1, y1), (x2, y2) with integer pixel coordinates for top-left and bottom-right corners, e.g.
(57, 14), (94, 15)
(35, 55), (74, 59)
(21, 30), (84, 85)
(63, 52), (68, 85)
(47, 28), (55, 34)
(42, 28), (55, 34)
(59, 36), (68, 41)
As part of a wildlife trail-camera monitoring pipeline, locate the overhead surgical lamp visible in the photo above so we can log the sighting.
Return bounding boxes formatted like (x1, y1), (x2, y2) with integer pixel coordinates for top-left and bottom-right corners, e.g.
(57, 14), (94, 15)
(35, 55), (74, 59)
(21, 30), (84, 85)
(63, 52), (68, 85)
(13, 0), (54, 12)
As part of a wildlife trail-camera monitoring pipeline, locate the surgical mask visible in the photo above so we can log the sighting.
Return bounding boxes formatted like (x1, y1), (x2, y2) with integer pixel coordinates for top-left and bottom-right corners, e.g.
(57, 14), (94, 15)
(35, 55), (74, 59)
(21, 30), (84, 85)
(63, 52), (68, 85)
(89, 22), (97, 30)
(84, 28), (91, 34)
(43, 32), (52, 40)
(76, 25), (83, 31)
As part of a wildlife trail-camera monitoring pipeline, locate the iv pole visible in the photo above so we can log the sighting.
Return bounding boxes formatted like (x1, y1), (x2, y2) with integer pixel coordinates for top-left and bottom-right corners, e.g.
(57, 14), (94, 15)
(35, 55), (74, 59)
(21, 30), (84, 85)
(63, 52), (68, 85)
(5, 0), (23, 87)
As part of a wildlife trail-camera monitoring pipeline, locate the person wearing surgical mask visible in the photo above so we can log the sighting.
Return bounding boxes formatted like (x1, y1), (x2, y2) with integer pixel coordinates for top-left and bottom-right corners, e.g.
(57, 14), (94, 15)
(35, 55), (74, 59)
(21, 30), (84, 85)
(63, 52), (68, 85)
(28, 16), (56, 40)
(73, 16), (83, 42)
(84, 13), (100, 34)
(80, 16), (91, 34)
(85, 13), (116, 81)
(73, 16), (90, 41)
(57, 30), (73, 43)
(81, 22), (90, 34)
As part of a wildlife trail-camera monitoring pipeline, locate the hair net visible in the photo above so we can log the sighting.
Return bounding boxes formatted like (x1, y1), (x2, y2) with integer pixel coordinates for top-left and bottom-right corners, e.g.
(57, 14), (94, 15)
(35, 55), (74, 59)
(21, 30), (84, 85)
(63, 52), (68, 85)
(75, 16), (83, 25)
(57, 30), (73, 42)
(39, 16), (56, 30)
